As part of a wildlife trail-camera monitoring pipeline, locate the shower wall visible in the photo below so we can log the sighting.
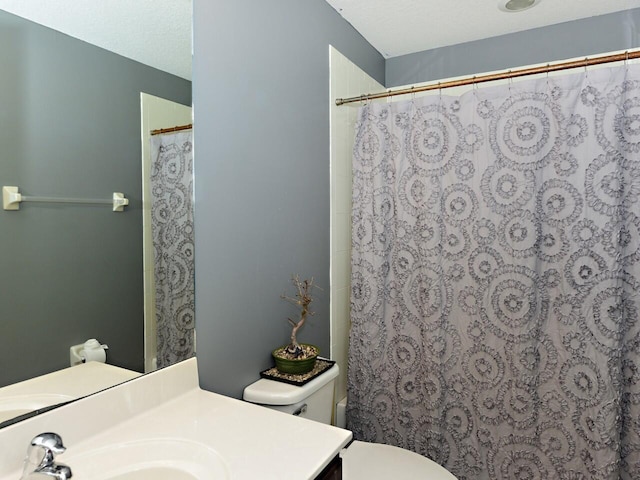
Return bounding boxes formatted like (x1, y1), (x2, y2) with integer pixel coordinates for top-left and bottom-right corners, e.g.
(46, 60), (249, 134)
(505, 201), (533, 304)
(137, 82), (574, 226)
(329, 46), (383, 407)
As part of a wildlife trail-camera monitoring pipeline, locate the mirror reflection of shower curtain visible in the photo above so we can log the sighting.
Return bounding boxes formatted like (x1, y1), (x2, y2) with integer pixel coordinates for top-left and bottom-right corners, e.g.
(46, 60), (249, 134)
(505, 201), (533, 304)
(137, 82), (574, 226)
(149, 130), (195, 369)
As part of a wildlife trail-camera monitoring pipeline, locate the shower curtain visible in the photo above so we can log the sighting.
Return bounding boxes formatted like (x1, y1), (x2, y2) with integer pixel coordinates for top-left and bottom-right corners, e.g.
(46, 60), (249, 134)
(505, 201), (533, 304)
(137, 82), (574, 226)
(348, 63), (640, 479)
(149, 130), (195, 369)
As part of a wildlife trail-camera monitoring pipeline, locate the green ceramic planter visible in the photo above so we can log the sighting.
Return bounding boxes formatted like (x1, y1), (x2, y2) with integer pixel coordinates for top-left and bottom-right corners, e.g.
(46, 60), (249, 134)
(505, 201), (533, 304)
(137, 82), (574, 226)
(272, 343), (319, 375)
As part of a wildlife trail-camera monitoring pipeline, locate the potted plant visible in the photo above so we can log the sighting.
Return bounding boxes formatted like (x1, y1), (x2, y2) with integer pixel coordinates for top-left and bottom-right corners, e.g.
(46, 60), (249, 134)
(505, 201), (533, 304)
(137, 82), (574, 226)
(272, 275), (320, 375)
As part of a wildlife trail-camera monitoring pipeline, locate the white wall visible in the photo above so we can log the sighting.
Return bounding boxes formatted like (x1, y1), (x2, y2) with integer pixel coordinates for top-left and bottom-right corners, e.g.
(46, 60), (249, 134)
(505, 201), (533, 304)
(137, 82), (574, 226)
(329, 46), (383, 411)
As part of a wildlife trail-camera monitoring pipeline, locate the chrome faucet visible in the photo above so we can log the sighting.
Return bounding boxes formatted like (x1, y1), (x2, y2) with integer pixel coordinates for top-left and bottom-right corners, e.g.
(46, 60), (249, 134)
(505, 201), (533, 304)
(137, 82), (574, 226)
(20, 433), (72, 480)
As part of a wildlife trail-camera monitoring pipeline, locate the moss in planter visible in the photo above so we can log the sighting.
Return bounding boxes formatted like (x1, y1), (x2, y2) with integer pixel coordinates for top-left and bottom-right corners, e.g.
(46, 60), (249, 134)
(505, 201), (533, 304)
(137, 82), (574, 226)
(261, 358), (334, 385)
(273, 344), (319, 374)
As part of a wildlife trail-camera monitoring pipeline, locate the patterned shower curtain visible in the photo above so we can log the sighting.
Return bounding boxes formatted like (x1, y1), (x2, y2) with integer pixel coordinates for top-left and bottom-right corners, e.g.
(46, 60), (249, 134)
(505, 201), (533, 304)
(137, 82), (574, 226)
(149, 131), (195, 369)
(348, 64), (640, 479)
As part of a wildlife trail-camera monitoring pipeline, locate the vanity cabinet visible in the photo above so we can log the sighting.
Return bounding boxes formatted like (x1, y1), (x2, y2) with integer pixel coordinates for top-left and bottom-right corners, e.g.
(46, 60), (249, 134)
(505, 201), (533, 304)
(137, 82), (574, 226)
(315, 455), (342, 480)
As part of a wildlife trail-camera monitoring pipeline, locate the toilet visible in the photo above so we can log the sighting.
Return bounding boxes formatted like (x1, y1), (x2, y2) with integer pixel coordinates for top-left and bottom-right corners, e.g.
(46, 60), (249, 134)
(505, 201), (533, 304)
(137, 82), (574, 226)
(243, 363), (457, 479)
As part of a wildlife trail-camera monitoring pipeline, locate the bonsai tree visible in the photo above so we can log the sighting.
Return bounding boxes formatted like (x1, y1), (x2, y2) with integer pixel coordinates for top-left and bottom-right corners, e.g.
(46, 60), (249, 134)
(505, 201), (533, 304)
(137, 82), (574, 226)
(280, 275), (319, 358)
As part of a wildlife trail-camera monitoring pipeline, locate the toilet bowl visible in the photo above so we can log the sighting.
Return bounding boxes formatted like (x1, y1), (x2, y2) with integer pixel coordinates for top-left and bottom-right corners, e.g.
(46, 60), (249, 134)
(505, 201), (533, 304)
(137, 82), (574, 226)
(342, 440), (457, 479)
(243, 363), (457, 480)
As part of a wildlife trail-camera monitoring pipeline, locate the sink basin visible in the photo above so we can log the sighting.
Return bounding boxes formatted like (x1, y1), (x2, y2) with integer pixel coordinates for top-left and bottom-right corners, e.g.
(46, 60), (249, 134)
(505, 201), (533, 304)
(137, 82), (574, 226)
(0, 394), (74, 423)
(106, 466), (198, 480)
(67, 438), (230, 480)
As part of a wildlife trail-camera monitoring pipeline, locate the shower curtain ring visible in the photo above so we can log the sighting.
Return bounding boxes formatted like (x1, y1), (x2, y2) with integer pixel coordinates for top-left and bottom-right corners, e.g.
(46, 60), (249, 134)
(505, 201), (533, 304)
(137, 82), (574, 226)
(546, 64), (551, 88)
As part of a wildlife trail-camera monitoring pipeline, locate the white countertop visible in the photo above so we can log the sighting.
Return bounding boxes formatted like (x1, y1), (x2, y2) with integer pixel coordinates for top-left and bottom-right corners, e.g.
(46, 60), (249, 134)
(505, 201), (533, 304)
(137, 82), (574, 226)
(0, 358), (352, 479)
(0, 362), (141, 424)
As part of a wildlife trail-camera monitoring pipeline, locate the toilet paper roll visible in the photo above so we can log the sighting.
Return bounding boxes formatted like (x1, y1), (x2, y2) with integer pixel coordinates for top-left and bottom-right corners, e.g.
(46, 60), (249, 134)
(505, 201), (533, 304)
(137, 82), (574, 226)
(81, 346), (107, 363)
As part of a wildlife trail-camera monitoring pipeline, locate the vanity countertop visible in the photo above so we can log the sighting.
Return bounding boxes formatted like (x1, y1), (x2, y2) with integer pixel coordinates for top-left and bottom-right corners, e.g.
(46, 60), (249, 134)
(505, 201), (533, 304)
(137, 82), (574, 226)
(0, 358), (352, 479)
(0, 362), (141, 425)
(0, 362), (141, 399)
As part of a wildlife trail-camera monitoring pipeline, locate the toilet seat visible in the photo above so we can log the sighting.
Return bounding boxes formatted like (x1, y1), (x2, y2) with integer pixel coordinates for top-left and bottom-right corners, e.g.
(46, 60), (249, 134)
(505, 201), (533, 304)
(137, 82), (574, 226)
(341, 441), (458, 479)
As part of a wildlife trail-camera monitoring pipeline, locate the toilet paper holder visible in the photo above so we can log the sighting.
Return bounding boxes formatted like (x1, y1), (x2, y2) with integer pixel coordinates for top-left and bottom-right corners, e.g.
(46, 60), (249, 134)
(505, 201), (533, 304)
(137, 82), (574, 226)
(69, 339), (108, 366)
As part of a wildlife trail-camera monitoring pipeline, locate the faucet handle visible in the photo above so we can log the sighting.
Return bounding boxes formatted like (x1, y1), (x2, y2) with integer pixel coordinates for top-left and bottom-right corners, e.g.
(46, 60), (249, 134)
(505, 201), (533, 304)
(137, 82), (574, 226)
(28, 433), (66, 468)
(23, 433), (72, 479)
(31, 433), (67, 455)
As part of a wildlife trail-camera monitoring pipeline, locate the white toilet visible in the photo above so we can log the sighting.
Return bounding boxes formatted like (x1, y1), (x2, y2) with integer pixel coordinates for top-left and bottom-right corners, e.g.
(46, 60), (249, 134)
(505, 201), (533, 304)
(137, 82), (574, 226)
(243, 363), (457, 479)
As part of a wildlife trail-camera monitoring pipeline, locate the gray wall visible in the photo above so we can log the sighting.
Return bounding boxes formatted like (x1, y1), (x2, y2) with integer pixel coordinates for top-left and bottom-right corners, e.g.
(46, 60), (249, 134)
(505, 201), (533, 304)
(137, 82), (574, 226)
(193, 0), (384, 398)
(0, 11), (191, 387)
(387, 8), (640, 87)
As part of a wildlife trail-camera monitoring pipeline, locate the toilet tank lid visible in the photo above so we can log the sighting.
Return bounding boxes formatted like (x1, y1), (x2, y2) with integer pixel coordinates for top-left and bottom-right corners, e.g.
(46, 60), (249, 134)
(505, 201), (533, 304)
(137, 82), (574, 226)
(243, 364), (339, 405)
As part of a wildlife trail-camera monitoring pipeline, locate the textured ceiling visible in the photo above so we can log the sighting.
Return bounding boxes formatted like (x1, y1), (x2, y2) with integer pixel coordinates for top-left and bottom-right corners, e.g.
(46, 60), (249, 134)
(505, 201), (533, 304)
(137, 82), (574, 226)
(0, 0), (192, 80)
(325, 0), (640, 58)
(2, 1), (640, 81)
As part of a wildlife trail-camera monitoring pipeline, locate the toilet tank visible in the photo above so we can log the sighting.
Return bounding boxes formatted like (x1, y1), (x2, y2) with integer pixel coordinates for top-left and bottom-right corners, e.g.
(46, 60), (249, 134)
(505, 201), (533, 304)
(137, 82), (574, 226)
(243, 364), (339, 425)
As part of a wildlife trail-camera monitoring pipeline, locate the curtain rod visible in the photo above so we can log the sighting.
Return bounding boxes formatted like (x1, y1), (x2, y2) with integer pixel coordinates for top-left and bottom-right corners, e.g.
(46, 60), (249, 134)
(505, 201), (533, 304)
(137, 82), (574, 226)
(150, 123), (193, 136)
(335, 50), (640, 106)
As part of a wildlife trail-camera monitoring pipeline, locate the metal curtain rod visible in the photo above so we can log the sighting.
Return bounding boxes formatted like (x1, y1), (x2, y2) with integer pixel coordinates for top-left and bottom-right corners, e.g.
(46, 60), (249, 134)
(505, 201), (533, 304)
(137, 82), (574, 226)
(335, 50), (640, 106)
(150, 123), (193, 136)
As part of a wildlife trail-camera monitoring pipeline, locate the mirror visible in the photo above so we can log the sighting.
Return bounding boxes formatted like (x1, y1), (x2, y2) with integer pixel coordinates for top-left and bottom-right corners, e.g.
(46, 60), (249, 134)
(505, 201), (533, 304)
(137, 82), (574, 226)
(0, 7), (192, 425)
